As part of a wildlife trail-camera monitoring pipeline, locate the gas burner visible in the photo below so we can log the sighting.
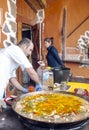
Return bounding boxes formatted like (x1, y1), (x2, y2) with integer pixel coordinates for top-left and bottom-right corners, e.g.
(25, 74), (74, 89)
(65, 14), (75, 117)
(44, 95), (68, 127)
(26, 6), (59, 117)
(18, 116), (89, 130)
(67, 121), (88, 130)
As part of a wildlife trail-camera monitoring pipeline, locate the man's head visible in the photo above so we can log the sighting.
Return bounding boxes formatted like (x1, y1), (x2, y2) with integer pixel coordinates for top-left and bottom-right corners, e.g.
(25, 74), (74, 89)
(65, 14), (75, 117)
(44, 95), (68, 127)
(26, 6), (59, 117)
(18, 38), (34, 56)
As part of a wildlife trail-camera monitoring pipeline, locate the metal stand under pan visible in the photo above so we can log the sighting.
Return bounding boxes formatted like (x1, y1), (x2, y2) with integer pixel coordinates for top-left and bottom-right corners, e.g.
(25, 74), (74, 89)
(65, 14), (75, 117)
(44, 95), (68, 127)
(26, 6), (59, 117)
(18, 116), (89, 130)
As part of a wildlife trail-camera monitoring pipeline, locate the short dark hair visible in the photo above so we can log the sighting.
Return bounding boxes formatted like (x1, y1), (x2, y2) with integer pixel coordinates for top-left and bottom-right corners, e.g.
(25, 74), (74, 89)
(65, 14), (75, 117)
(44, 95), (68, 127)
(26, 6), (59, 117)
(18, 38), (31, 47)
(44, 37), (54, 45)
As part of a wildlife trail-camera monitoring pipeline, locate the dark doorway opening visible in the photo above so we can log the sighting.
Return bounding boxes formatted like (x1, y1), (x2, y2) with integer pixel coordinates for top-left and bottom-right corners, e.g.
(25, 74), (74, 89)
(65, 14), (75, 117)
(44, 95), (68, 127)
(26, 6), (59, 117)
(22, 30), (31, 39)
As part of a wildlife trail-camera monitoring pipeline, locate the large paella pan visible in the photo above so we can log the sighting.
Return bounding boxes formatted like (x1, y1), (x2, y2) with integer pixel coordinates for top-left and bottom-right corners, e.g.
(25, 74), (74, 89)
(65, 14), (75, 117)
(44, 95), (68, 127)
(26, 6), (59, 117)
(12, 91), (89, 128)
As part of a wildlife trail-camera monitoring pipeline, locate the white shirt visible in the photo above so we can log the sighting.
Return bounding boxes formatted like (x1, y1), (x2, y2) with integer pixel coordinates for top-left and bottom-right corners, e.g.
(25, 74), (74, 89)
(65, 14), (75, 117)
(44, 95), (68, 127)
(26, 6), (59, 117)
(0, 44), (32, 99)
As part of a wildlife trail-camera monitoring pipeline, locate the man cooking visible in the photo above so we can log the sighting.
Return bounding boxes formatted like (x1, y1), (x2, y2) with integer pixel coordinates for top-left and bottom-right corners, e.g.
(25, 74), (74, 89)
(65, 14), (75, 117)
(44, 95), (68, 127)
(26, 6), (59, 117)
(0, 38), (42, 99)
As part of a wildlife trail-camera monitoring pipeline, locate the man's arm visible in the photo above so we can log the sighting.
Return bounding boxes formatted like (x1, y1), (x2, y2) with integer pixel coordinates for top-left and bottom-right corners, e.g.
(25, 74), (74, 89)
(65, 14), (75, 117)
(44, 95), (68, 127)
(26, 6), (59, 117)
(26, 67), (41, 84)
(9, 77), (24, 91)
(26, 68), (42, 91)
(10, 68), (42, 92)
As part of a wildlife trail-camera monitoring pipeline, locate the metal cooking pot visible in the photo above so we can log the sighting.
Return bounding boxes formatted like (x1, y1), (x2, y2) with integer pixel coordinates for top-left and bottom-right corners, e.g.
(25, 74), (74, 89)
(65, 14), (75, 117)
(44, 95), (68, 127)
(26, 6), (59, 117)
(52, 67), (71, 83)
(10, 91), (89, 129)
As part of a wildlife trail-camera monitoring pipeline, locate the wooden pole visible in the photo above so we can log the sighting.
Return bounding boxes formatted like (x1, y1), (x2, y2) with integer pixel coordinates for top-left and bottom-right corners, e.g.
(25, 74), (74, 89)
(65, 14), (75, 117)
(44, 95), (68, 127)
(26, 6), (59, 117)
(62, 7), (66, 61)
(39, 22), (42, 60)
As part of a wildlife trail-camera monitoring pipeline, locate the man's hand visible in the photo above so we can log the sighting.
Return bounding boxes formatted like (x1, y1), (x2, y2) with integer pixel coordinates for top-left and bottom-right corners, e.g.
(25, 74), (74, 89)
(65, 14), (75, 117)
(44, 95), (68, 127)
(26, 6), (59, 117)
(35, 83), (43, 91)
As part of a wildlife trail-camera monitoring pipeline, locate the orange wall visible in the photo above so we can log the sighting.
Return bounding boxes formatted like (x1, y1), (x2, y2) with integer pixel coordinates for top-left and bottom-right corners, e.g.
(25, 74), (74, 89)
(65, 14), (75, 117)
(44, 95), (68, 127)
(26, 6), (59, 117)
(66, 0), (89, 47)
(0, 0), (8, 48)
(44, 0), (63, 50)
(43, 0), (89, 78)
(16, 0), (36, 25)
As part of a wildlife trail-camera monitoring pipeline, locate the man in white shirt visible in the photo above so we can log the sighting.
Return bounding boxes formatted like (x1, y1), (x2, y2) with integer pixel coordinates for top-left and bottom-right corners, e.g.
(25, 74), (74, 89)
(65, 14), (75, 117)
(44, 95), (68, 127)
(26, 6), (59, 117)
(0, 38), (42, 99)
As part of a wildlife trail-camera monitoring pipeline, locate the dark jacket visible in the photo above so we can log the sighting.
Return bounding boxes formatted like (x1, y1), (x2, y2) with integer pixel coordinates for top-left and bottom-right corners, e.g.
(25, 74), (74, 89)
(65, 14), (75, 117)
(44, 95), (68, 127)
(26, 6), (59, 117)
(46, 46), (64, 68)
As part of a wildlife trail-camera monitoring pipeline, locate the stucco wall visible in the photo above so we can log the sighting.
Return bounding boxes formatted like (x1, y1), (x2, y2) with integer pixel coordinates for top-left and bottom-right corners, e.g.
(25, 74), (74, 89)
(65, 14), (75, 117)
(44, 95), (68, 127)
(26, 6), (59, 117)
(43, 0), (89, 78)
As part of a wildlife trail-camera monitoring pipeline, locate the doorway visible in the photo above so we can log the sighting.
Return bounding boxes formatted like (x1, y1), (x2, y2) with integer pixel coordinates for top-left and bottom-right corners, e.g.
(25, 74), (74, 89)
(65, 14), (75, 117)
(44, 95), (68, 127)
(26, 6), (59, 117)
(22, 23), (32, 39)
(22, 23), (39, 69)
